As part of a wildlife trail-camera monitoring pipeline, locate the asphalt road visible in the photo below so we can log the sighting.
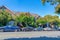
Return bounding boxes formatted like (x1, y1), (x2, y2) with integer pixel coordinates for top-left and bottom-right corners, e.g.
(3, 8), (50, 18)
(0, 31), (60, 40)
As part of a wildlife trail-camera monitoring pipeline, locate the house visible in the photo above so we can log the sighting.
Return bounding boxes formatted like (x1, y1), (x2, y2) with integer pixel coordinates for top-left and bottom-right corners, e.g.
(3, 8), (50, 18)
(0, 6), (16, 19)
(0, 6), (40, 20)
(32, 14), (40, 19)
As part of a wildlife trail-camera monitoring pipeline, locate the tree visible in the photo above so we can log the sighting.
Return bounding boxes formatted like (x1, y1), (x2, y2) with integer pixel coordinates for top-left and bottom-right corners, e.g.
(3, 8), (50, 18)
(36, 17), (47, 25)
(16, 12), (38, 28)
(36, 15), (60, 27)
(42, 0), (60, 5)
(41, 0), (60, 14)
(44, 15), (60, 27)
(0, 10), (12, 26)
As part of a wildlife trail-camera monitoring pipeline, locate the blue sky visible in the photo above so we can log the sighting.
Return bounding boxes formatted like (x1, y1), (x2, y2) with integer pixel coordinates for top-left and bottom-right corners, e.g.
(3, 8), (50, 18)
(0, 0), (58, 17)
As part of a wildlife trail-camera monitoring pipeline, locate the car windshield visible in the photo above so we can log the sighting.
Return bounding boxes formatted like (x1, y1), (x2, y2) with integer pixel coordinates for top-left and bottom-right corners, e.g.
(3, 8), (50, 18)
(7, 21), (15, 26)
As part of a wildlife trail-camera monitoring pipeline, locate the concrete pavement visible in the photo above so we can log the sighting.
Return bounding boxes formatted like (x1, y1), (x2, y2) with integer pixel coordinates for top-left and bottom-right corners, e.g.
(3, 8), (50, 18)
(0, 31), (60, 40)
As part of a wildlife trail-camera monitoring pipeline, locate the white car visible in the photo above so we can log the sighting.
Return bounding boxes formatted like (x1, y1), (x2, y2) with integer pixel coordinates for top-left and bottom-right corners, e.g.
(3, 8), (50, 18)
(58, 27), (60, 31)
(33, 27), (43, 31)
(43, 27), (52, 31)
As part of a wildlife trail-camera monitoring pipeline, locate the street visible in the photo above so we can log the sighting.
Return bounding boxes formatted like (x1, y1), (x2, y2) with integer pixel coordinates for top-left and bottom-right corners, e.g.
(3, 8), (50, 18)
(0, 31), (60, 40)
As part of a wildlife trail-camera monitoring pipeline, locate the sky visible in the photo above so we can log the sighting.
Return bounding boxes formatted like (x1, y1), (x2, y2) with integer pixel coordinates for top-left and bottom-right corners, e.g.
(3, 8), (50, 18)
(0, 0), (58, 17)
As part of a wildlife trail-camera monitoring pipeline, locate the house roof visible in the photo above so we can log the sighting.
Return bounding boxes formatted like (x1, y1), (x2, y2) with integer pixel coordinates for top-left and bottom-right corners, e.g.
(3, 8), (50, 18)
(0, 6), (7, 9)
(0, 6), (40, 19)
(0, 6), (16, 19)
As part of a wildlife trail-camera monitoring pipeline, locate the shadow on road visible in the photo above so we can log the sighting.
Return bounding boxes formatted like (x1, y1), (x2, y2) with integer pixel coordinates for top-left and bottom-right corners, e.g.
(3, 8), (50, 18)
(4, 36), (60, 40)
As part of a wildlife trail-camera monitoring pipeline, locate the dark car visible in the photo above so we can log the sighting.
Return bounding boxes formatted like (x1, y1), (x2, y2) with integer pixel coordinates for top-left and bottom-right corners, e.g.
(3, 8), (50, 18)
(0, 27), (4, 32)
(2, 25), (21, 32)
(22, 27), (34, 31)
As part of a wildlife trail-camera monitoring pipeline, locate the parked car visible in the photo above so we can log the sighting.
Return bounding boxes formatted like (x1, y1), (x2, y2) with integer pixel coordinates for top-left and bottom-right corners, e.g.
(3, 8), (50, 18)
(33, 28), (37, 31)
(43, 27), (52, 31)
(0, 27), (4, 32)
(0, 20), (21, 32)
(33, 27), (43, 31)
(58, 27), (60, 31)
(22, 27), (34, 31)
(3, 25), (21, 32)
(0, 25), (21, 32)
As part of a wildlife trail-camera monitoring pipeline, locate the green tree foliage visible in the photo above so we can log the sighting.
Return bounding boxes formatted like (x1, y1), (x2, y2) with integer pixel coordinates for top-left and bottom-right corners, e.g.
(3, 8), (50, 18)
(36, 15), (60, 27)
(55, 4), (60, 14)
(44, 15), (59, 22)
(0, 10), (12, 26)
(36, 17), (47, 25)
(41, 0), (60, 14)
(16, 12), (37, 27)
(42, 0), (60, 5)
